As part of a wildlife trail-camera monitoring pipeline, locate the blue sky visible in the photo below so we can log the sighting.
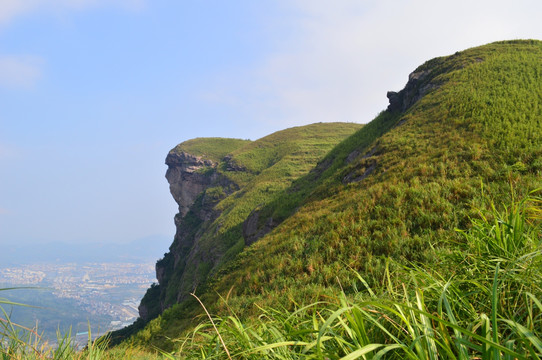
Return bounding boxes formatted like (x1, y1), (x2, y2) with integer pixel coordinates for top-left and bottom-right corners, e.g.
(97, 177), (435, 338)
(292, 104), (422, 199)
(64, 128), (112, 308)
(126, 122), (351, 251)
(1, 0), (542, 248)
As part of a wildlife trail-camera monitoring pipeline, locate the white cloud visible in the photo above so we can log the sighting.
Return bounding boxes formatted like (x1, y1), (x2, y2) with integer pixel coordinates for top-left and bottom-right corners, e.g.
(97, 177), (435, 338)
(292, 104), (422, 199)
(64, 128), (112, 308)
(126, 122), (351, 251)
(0, 0), (144, 88)
(0, 1), (34, 25)
(0, 0), (144, 25)
(203, 0), (542, 128)
(0, 55), (43, 89)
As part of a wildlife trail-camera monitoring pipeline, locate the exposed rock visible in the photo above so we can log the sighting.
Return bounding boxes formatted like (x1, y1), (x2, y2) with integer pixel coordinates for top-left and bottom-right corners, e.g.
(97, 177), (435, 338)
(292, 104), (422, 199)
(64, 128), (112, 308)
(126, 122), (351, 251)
(346, 145), (380, 164)
(138, 149), (243, 320)
(223, 155), (246, 171)
(346, 149), (361, 164)
(243, 209), (276, 245)
(138, 303), (149, 321)
(362, 146), (380, 159)
(138, 283), (162, 321)
(156, 262), (166, 284)
(343, 162), (377, 184)
(387, 69), (439, 113)
(165, 151), (219, 217)
(343, 146), (381, 184)
(386, 91), (402, 112)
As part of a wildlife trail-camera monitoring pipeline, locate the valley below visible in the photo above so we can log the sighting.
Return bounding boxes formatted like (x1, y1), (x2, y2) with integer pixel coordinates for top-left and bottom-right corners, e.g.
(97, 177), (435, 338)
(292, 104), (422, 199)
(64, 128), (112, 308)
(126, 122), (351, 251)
(0, 262), (156, 346)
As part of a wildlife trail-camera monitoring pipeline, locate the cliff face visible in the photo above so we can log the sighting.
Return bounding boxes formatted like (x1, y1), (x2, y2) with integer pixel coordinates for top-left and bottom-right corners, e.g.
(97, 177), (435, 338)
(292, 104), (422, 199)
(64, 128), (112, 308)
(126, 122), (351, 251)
(165, 151), (218, 218)
(386, 66), (442, 113)
(139, 148), (241, 320)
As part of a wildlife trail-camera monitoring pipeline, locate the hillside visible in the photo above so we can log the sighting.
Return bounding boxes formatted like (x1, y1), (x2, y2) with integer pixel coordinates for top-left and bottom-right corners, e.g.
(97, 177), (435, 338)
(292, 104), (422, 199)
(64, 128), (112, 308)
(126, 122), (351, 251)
(211, 40), (542, 306)
(115, 40), (542, 355)
(114, 123), (362, 338)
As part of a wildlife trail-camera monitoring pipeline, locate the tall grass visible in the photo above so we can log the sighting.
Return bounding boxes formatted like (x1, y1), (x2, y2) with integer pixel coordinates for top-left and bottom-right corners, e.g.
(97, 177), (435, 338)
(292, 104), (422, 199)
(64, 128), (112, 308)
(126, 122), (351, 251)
(132, 41), (542, 347)
(0, 295), (161, 360)
(1, 190), (540, 358)
(169, 190), (541, 359)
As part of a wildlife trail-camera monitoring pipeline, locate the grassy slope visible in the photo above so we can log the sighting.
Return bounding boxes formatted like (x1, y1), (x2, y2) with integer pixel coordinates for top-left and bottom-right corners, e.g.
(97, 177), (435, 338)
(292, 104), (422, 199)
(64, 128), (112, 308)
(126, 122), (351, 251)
(170, 193), (542, 359)
(210, 122), (365, 265)
(125, 40), (542, 352)
(213, 40), (542, 310)
(129, 122), (361, 346)
(169, 137), (252, 162)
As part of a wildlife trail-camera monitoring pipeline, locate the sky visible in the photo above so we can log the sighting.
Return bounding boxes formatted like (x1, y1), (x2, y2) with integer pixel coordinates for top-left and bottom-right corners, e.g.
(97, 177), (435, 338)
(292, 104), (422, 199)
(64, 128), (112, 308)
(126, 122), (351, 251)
(1, 0), (542, 249)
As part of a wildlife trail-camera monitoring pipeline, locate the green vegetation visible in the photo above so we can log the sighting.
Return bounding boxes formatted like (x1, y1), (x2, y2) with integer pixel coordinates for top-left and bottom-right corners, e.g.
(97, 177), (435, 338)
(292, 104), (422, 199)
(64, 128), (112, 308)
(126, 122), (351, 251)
(165, 190), (542, 358)
(3, 189), (539, 359)
(125, 40), (542, 355)
(4, 40), (541, 359)
(170, 138), (251, 163)
(209, 39), (542, 308)
(211, 122), (365, 264)
(132, 122), (362, 342)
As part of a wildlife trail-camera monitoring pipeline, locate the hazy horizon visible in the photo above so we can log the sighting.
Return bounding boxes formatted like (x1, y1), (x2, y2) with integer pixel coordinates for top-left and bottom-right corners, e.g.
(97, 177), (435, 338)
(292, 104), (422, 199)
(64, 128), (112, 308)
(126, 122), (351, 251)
(0, 234), (172, 265)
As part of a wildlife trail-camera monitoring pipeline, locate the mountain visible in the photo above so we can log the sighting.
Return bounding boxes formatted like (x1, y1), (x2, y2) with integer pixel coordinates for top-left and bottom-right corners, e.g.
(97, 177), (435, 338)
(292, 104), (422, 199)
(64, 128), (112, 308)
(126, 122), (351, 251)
(113, 40), (542, 349)
(136, 123), (362, 321)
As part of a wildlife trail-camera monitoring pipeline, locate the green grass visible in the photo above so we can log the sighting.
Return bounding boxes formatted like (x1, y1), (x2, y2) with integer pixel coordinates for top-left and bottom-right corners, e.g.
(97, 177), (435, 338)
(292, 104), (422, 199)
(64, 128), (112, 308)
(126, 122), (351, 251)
(163, 190), (542, 359)
(2, 190), (541, 359)
(210, 39), (542, 307)
(133, 122), (362, 340)
(169, 138), (251, 163)
(127, 40), (542, 352)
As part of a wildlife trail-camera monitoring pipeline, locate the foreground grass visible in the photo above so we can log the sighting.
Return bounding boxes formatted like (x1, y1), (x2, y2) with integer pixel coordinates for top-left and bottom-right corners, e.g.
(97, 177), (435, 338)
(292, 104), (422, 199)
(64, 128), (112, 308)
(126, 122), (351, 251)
(0, 299), (163, 359)
(165, 190), (541, 359)
(2, 190), (540, 359)
(128, 41), (542, 349)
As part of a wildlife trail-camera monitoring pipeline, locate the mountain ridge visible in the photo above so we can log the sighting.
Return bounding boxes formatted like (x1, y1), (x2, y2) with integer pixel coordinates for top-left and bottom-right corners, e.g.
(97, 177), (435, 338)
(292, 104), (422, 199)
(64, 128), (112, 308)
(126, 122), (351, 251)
(134, 122), (362, 324)
(113, 40), (542, 349)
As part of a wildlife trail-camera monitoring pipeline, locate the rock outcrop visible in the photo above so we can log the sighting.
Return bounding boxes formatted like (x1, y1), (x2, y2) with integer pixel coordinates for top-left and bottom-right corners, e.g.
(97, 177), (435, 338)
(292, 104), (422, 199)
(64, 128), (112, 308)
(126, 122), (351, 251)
(242, 209), (277, 246)
(136, 124), (363, 322)
(387, 69), (439, 113)
(138, 149), (241, 320)
(165, 151), (219, 217)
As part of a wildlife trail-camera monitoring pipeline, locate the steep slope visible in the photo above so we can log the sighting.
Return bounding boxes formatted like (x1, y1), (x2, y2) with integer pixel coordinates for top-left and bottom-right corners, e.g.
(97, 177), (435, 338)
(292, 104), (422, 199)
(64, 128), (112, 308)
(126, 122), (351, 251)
(123, 40), (542, 349)
(211, 40), (542, 307)
(135, 123), (362, 325)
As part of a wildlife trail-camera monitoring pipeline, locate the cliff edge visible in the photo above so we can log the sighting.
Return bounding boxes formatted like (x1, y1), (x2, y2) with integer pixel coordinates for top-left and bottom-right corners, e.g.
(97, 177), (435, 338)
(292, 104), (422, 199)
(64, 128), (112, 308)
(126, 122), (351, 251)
(138, 123), (362, 321)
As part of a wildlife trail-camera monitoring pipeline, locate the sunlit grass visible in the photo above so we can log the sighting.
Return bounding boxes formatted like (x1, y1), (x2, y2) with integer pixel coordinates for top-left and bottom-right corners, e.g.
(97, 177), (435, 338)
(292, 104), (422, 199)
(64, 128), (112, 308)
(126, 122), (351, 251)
(3, 40), (542, 359)
(165, 190), (541, 359)
(0, 298), (164, 359)
(1, 189), (540, 359)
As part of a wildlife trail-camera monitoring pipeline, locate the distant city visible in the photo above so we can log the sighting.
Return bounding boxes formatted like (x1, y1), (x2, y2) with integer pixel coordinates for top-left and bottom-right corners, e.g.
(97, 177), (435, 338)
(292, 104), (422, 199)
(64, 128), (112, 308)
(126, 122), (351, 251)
(0, 261), (156, 344)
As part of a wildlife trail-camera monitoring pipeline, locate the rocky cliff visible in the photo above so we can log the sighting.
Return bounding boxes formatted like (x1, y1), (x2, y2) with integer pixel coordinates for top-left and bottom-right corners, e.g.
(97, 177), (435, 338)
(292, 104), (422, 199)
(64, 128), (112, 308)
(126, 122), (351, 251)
(137, 124), (362, 321)
(139, 144), (244, 320)
(165, 151), (219, 218)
